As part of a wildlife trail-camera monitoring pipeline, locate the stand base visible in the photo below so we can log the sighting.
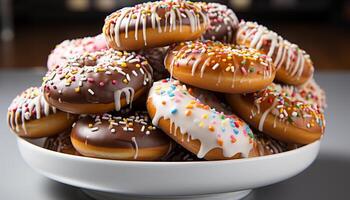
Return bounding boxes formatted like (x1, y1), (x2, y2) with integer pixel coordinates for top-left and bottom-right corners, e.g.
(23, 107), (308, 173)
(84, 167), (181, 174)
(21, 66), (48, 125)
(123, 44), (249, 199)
(83, 189), (252, 200)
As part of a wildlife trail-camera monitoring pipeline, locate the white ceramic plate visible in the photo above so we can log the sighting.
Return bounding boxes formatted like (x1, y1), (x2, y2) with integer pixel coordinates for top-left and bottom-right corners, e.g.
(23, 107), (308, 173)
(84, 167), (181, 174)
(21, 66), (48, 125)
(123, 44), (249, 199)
(17, 137), (320, 200)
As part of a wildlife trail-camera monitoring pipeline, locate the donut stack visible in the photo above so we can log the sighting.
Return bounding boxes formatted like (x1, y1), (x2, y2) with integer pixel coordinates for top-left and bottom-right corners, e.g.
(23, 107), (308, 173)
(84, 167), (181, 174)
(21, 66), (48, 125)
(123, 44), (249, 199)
(7, 0), (326, 161)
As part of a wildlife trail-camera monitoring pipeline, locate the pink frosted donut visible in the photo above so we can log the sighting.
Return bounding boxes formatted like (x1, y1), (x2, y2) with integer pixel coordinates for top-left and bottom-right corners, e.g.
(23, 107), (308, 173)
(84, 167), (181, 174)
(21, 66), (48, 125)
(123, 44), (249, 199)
(47, 34), (108, 70)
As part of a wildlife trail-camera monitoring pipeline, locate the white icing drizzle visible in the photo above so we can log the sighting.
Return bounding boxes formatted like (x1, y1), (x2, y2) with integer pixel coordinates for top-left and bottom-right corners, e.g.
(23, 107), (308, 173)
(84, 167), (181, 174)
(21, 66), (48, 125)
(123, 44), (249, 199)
(105, 0), (208, 47)
(7, 87), (56, 134)
(114, 87), (135, 111)
(131, 136), (139, 159)
(148, 80), (254, 158)
(258, 99), (277, 131)
(237, 21), (312, 80)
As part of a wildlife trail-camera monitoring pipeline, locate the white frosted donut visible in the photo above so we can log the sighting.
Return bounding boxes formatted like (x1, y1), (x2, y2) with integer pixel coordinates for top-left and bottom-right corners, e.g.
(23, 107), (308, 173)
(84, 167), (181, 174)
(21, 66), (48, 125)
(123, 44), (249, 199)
(147, 79), (255, 160)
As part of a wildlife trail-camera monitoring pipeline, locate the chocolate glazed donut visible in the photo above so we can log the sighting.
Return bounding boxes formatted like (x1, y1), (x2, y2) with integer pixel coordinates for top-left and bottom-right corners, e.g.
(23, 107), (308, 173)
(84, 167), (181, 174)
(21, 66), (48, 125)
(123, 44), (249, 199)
(71, 112), (172, 160)
(43, 49), (153, 114)
(200, 2), (239, 43)
(138, 46), (170, 81)
(103, 0), (208, 50)
(44, 131), (80, 155)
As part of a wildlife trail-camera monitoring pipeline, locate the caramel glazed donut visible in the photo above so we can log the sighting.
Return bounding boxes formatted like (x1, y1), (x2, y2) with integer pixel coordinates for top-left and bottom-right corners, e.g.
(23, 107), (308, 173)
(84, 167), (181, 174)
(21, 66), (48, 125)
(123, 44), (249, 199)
(183, 85), (290, 157)
(226, 83), (325, 144)
(236, 21), (314, 85)
(147, 79), (258, 160)
(103, 0), (208, 51)
(42, 49), (153, 114)
(71, 111), (172, 160)
(295, 78), (327, 111)
(165, 40), (276, 94)
(7, 87), (76, 138)
(200, 2), (239, 43)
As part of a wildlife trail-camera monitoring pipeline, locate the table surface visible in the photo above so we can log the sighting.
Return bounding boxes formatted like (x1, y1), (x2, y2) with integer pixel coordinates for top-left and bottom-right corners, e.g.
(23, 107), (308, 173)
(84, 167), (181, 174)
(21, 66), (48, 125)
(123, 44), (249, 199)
(1, 69), (349, 200)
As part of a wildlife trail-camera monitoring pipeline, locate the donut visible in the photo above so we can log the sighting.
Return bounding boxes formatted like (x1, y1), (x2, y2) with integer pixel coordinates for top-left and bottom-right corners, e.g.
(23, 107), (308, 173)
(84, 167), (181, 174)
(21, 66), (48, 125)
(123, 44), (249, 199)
(103, 0), (208, 50)
(188, 86), (232, 114)
(161, 143), (204, 161)
(295, 78), (327, 111)
(164, 40), (276, 94)
(253, 131), (289, 156)
(139, 47), (170, 81)
(147, 79), (256, 160)
(42, 49), (153, 114)
(226, 83), (325, 144)
(7, 87), (77, 138)
(236, 21), (314, 85)
(200, 2), (239, 43)
(70, 112), (172, 160)
(44, 131), (80, 155)
(47, 34), (108, 71)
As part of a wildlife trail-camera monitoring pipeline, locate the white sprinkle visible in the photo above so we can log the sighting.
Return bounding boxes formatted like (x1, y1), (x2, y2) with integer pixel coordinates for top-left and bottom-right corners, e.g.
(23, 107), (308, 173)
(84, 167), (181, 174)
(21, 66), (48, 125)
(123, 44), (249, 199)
(132, 70), (138, 76)
(123, 127), (128, 131)
(111, 122), (119, 126)
(88, 89), (95, 95)
(129, 58), (140, 63)
(141, 125), (145, 132)
(126, 74), (131, 81)
(212, 63), (220, 70)
(126, 55), (134, 61)
(119, 121), (126, 125)
(72, 122), (76, 128)
(128, 128), (134, 131)
(118, 70), (126, 76)
(111, 128), (116, 133)
(91, 127), (99, 132)
(140, 68), (145, 75)
(146, 130), (150, 135)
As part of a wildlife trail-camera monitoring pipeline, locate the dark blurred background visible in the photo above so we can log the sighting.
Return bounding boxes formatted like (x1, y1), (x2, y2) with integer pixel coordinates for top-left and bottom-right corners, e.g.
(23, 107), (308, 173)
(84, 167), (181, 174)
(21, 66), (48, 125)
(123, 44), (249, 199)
(0, 0), (349, 69)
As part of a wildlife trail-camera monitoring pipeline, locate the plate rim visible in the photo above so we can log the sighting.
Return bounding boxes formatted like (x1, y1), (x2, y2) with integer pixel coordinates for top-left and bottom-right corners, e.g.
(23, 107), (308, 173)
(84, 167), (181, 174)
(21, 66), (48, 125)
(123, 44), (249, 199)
(17, 136), (321, 166)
